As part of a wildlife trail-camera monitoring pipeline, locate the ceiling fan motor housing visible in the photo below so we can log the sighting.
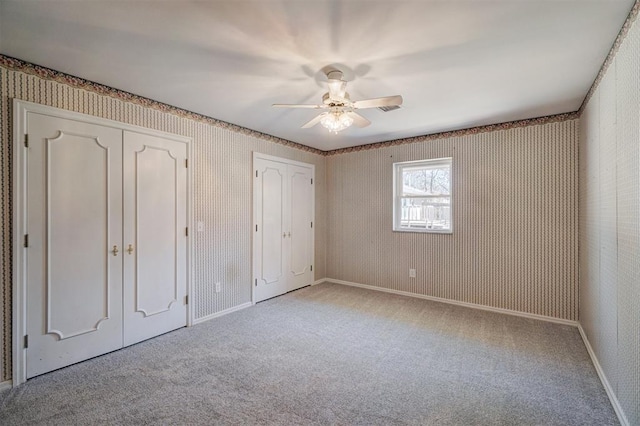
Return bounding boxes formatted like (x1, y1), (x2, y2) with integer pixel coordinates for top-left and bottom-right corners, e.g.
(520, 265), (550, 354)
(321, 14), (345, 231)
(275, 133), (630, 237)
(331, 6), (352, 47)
(326, 70), (344, 81)
(323, 92), (350, 106)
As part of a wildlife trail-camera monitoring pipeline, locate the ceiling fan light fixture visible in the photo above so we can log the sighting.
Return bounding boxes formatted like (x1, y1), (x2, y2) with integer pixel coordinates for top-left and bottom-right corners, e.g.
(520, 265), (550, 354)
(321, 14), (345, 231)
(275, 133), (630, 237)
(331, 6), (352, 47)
(320, 110), (353, 134)
(273, 69), (401, 132)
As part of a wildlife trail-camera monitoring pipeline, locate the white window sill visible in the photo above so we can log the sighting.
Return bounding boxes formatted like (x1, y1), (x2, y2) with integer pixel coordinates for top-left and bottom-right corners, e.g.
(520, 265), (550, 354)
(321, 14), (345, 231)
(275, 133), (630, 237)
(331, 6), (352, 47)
(393, 228), (453, 234)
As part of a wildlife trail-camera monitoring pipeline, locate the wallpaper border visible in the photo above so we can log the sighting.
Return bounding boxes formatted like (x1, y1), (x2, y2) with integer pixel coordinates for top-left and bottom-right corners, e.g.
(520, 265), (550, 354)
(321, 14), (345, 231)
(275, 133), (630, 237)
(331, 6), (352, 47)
(579, 0), (640, 113)
(0, 55), (579, 157)
(328, 0), (640, 156)
(324, 112), (579, 155)
(0, 54), (325, 156)
(2, 0), (638, 160)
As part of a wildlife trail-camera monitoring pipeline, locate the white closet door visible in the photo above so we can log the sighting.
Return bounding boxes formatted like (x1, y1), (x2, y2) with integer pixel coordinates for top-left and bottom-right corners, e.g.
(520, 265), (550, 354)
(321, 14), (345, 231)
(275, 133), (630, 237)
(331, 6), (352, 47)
(254, 155), (314, 302)
(122, 131), (188, 346)
(26, 113), (124, 378)
(254, 158), (289, 302)
(288, 164), (314, 291)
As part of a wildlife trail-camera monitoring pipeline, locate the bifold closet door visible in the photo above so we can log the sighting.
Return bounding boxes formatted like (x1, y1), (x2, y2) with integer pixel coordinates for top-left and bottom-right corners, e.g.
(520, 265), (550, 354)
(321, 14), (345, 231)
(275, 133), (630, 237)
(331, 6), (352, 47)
(122, 131), (188, 346)
(254, 156), (313, 303)
(24, 113), (188, 378)
(26, 113), (124, 379)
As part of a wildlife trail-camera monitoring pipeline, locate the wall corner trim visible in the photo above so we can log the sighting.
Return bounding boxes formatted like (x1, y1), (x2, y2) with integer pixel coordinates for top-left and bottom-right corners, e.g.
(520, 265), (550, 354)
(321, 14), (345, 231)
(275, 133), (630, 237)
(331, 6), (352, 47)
(577, 324), (630, 426)
(0, 379), (12, 391)
(191, 302), (253, 326)
(324, 278), (578, 327)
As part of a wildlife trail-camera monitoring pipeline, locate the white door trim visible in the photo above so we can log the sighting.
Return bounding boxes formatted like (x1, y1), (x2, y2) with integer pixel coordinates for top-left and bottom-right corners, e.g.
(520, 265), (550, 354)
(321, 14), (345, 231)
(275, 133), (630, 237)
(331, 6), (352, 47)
(252, 152), (315, 304)
(253, 152), (318, 169)
(12, 100), (194, 386)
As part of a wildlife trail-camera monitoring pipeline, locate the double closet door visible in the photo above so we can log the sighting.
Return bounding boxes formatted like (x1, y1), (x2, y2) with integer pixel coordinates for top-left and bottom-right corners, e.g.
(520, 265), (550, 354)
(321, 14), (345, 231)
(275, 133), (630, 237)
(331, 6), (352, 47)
(25, 112), (188, 378)
(253, 154), (314, 302)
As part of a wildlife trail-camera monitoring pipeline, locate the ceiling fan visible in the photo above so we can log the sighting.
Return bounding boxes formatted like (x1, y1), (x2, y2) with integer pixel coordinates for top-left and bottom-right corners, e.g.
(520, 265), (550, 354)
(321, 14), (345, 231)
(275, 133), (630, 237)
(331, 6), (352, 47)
(272, 70), (403, 134)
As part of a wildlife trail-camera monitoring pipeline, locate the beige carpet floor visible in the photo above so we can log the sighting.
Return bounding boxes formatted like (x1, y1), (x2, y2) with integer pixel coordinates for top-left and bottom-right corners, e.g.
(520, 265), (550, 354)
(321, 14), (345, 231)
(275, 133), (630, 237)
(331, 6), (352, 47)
(0, 282), (617, 425)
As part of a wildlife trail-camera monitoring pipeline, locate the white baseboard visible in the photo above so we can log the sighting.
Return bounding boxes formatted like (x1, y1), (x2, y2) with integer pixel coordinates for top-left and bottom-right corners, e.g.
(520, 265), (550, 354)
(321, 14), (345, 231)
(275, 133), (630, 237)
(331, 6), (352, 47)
(0, 379), (11, 391)
(577, 324), (629, 426)
(323, 278), (578, 327)
(312, 278), (326, 286)
(192, 302), (253, 325)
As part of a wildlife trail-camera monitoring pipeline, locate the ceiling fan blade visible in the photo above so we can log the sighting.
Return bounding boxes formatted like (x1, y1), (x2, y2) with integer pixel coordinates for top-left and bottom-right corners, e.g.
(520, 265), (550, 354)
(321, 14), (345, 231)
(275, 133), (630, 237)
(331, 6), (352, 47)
(301, 113), (325, 128)
(272, 103), (325, 109)
(352, 95), (403, 109)
(346, 111), (371, 128)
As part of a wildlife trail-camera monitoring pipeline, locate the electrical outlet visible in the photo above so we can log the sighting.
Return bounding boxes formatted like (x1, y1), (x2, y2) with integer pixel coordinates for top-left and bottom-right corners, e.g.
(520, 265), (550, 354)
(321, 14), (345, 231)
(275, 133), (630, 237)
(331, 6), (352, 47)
(215, 282), (221, 293)
(409, 269), (416, 278)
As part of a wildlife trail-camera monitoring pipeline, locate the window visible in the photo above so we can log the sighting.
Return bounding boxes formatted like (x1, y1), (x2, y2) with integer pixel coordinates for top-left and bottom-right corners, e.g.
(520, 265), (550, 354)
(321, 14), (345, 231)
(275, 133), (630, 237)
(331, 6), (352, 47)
(393, 157), (452, 233)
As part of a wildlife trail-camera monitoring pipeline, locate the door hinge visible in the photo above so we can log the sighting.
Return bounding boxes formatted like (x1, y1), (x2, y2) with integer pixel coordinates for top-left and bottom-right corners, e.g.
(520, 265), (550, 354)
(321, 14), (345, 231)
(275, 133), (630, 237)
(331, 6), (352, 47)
(185, 159), (188, 168)
(185, 227), (189, 237)
(255, 224), (258, 232)
(23, 234), (29, 248)
(255, 278), (257, 287)
(24, 134), (29, 148)
(310, 265), (313, 271)
(311, 178), (313, 184)
(310, 222), (313, 228)
(184, 295), (188, 305)
(256, 170), (258, 178)
(24, 335), (28, 349)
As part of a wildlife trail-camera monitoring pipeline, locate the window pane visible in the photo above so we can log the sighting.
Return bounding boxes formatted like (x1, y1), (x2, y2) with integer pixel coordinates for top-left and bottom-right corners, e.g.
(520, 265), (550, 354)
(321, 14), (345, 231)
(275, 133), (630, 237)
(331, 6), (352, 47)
(399, 198), (451, 230)
(393, 157), (452, 233)
(402, 167), (450, 196)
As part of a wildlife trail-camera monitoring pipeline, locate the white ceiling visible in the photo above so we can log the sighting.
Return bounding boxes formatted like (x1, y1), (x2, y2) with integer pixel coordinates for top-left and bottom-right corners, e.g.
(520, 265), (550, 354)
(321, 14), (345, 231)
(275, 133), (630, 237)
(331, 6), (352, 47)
(0, 1), (634, 151)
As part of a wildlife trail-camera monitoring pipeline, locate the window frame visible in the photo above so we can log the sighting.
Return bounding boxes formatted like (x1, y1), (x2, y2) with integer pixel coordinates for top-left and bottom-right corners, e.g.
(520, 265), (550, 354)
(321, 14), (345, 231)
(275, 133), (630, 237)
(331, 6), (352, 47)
(393, 157), (453, 234)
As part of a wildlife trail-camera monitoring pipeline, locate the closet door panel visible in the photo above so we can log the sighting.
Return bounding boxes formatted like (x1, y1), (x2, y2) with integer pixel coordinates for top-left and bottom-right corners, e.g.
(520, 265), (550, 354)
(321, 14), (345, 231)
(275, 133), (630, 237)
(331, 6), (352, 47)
(26, 113), (123, 378)
(48, 131), (113, 336)
(288, 164), (313, 291)
(254, 158), (289, 302)
(136, 146), (178, 315)
(123, 131), (188, 346)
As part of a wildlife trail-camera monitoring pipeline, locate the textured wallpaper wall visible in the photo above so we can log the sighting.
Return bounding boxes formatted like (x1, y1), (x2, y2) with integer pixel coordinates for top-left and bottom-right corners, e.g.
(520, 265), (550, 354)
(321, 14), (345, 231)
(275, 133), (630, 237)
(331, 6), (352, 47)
(0, 13), (636, 420)
(579, 9), (640, 425)
(326, 121), (579, 321)
(0, 62), (327, 383)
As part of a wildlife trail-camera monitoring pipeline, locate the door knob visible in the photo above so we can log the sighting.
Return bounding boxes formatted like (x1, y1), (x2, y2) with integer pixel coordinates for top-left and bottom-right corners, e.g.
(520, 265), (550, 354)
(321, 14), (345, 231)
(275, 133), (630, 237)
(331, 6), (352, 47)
(127, 244), (134, 255)
(287, 232), (291, 238)
(283, 232), (286, 238)
(111, 245), (119, 256)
